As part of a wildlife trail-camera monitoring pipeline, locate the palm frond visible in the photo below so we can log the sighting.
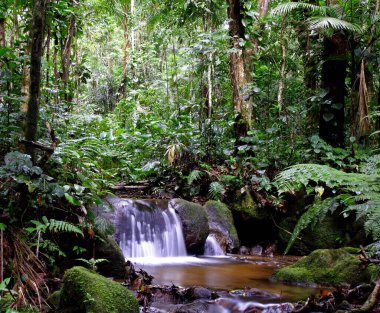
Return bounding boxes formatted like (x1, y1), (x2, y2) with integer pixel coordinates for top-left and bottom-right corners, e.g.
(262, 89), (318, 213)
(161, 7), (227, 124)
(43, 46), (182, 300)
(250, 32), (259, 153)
(308, 17), (362, 32)
(271, 2), (326, 16)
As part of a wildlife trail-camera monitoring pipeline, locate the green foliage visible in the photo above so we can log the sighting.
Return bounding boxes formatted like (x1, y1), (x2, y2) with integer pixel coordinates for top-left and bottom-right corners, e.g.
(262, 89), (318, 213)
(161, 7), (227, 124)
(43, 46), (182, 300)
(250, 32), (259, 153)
(76, 258), (108, 271)
(208, 181), (225, 200)
(276, 161), (380, 253)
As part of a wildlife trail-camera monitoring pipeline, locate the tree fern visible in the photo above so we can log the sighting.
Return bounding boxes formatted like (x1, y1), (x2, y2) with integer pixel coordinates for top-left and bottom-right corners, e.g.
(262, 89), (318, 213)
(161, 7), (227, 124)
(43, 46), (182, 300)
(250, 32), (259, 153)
(271, 2), (361, 33)
(308, 17), (361, 32)
(276, 162), (380, 253)
(271, 2), (326, 16)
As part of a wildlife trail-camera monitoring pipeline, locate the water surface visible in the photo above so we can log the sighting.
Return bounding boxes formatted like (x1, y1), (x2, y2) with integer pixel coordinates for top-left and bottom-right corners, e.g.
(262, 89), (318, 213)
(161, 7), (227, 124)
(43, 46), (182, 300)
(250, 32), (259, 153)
(131, 255), (318, 303)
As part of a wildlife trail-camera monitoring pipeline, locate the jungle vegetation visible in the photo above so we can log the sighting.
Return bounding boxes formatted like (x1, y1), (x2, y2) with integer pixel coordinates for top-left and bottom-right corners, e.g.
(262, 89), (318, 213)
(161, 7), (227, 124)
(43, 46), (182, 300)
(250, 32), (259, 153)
(0, 0), (379, 311)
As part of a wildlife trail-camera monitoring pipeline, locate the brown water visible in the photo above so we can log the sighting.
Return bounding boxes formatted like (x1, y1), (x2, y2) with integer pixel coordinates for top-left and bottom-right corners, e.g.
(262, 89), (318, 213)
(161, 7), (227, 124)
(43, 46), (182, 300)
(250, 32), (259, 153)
(132, 255), (319, 303)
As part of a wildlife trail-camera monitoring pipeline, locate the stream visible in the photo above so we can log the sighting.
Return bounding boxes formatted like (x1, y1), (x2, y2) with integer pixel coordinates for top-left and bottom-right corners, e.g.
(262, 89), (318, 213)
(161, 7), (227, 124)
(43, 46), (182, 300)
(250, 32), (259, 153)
(103, 197), (320, 312)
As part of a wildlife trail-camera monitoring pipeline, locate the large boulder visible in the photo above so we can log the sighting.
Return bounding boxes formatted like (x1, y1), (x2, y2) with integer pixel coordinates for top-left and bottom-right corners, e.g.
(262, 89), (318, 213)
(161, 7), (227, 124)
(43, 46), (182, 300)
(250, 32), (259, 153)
(272, 248), (377, 286)
(169, 199), (209, 254)
(59, 266), (139, 313)
(95, 235), (127, 279)
(204, 201), (239, 253)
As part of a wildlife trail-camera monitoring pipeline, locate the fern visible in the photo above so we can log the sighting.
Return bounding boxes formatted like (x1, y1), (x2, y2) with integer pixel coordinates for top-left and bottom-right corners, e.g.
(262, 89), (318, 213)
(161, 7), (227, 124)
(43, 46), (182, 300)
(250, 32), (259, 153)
(284, 198), (340, 254)
(276, 161), (380, 253)
(48, 219), (84, 237)
(187, 169), (204, 185)
(209, 182), (225, 200)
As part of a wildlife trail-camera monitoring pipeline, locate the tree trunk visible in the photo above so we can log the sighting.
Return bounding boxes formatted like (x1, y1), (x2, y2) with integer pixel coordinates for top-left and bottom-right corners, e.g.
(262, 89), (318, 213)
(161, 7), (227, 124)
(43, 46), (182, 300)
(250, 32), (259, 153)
(227, 0), (252, 145)
(277, 16), (287, 113)
(319, 33), (347, 146)
(25, 0), (48, 161)
(61, 11), (76, 103)
(0, 18), (6, 47)
(119, 5), (130, 98)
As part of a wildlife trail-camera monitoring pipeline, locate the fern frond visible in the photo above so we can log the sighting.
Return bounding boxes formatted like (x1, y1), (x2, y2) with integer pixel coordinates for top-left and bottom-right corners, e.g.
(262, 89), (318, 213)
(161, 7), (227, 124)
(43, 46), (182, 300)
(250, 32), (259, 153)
(209, 182), (225, 200)
(308, 17), (361, 32)
(284, 198), (339, 254)
(271, 2), (326, 16)
(187, 170), (204, 185)
(48, 219), (84, 237)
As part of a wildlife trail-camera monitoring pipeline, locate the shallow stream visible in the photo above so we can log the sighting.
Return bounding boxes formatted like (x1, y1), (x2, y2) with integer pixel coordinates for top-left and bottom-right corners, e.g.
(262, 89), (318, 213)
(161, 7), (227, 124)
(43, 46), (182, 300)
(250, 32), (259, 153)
(131, 255), (318, 303)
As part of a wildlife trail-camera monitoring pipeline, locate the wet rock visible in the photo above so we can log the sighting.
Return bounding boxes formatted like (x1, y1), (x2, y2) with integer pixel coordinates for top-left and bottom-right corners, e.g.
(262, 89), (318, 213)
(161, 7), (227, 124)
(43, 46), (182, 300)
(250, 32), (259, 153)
(169, 199), (209, 255)
(250, 245), (263, 256)
(170, 300), (211, 313)
(96, 235), (127, 278)
(272, 248), (377, 286)
(59, 266), (139, 313)
(263, 242), (278, 257)
(204, 201), (239, 253)
(185, 286), (213, 300)
(239, 245), (249, 255)
(230, 288), (280, 299)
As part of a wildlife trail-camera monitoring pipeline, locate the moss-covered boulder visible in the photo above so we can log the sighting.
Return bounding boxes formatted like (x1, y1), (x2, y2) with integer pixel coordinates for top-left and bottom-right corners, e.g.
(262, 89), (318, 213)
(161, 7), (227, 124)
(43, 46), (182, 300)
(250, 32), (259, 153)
(59, 266), (138, 313)
(273, 248), (376, 286)
(96, 236), (127, 279)
(204, 201), (239, 253)
(169, 199), (209, 254)
(233, 192), (266, 219)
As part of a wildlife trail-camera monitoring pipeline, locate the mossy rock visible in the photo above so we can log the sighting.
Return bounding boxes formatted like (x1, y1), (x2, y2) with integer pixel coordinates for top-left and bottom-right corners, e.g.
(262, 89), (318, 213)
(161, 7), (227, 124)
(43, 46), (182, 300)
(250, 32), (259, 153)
(47, 290), (61, 309)
(59, 266), (138, 313)
(204, 201), (239, 252)
(96, 235), (127, 279)
(273, 248), (377, 286)
(233, 192), (266, 219)
(170, 199), (209, 254)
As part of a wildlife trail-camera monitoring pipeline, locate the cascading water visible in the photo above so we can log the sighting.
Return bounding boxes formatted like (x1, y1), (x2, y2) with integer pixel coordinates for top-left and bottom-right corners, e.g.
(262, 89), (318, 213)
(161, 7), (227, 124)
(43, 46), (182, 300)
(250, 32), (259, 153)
(204, 234), (225, 256)
(108, 197), (187, 258)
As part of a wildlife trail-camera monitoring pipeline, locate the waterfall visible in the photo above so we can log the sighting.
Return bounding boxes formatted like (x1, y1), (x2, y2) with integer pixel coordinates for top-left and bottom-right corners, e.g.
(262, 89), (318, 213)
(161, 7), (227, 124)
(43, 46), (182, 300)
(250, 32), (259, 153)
(109, 198), (187, 258)
(204, 234), (225, 256)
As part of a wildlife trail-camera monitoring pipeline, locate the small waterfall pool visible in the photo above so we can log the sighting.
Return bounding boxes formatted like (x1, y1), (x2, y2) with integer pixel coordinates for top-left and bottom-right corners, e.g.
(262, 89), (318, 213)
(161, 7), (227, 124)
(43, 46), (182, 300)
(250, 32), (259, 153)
(106, 197), (319, 307)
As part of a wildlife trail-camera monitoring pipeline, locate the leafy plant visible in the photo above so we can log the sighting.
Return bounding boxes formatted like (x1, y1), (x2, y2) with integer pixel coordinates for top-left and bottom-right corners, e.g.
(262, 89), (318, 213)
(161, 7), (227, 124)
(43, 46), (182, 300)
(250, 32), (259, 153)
(276, 161), (380, 253)
(76, 258), (108, 271)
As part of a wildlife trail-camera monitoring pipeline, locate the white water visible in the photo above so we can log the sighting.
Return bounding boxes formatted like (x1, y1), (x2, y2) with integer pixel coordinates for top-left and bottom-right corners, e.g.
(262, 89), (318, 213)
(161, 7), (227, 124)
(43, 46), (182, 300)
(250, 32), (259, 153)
(204, 234), (225, 256)
(110, 198), (187, 258)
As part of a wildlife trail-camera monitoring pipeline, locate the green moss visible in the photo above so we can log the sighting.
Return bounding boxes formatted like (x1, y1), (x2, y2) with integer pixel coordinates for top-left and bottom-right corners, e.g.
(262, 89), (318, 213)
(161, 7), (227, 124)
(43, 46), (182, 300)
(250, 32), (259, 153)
(273, 248), (377, 286)
(204, 200), (239, 249)
(233, 192), (266, 219)
(60, 266), (138, 313)
(47, 290), (61, 309)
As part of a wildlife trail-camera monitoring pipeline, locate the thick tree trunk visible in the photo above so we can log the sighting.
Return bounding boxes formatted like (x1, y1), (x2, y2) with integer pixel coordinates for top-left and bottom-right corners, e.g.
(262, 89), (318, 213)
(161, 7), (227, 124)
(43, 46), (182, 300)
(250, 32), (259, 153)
(319, 33), (347, 146)
(25, 0), (48, 161)
(227, 0), (252, 144)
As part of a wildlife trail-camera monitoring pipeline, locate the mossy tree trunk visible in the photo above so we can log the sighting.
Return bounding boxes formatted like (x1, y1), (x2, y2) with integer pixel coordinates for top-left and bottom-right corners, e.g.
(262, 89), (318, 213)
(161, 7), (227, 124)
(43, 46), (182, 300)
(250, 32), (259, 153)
(24, 0), (48, 161)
